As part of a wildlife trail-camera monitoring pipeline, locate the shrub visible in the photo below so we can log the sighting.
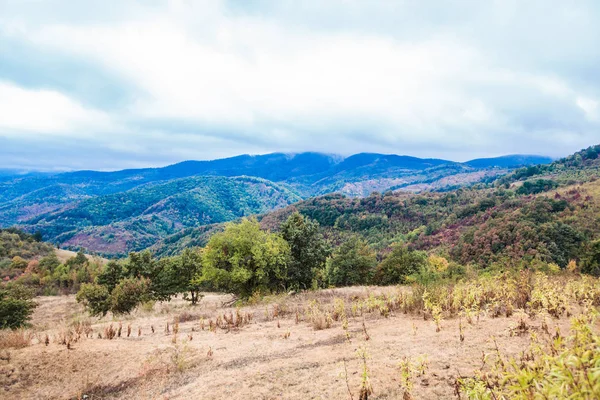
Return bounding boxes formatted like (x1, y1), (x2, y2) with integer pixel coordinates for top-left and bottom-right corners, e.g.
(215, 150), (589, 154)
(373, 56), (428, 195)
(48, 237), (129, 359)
(0, 285), (37, 329)
(109, 277), (150, 315)
(374, 243), (427, 285)
(76, 283), (111, 316)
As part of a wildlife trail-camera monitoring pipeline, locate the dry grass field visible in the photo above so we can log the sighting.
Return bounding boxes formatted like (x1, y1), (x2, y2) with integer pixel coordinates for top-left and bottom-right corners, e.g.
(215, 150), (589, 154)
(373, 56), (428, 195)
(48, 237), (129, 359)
(2, 278), (597, 400)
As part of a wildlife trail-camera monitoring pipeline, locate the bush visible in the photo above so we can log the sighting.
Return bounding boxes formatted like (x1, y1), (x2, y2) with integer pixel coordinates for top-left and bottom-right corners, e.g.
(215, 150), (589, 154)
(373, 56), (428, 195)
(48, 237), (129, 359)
(0, 285), (37, 329)
(76, 283), (111, 316)
(77, 277), (150, 316)
(374, 243), (427, 285)
(110, 277), (150, 315)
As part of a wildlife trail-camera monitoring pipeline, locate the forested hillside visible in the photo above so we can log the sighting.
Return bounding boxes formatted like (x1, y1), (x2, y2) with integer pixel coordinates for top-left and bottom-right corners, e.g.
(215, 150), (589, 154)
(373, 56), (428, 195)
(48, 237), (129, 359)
(16, 176), (300, 255)
(0, 228), (53, 263)
(0, 152), (549, 255)
(157, 145), (600, 273)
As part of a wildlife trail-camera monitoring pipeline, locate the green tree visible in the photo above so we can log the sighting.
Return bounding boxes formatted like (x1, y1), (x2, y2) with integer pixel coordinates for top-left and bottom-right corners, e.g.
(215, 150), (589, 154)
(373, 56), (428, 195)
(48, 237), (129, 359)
(0, 284), (36, 329)
(280, 212), (329, 290)
(126, 250), (173, 301)
(109, 277), (150, 315)
(374, 243), (427, 285)
(198, 218), (290, 298)
(77, 277), (150, 316)
(76, 283), (111, 316)
(38, 253), (61, 272)
(97, 261), (125, 292)
(325, 236), (377, 287)
(171, 248), (204, 304)
(582, 239), (600, 276)
(66, 249), (88, 268)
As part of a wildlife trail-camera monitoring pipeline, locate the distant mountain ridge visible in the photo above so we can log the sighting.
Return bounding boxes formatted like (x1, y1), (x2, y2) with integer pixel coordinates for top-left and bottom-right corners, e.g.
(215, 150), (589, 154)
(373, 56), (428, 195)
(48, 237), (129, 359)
(0, 151), (551, 255)
(465, 155), (553, 169)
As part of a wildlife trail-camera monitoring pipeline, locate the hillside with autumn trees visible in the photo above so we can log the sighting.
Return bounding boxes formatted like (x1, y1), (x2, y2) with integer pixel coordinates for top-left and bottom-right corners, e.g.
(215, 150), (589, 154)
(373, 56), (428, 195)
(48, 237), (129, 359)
(154, 145), (600, 277)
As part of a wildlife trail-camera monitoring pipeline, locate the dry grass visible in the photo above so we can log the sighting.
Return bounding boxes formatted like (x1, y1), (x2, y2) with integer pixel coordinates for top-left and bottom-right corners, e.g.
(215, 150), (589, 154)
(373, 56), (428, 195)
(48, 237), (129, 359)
(0, 277), (598, 399)
(0, 329), (32, 350)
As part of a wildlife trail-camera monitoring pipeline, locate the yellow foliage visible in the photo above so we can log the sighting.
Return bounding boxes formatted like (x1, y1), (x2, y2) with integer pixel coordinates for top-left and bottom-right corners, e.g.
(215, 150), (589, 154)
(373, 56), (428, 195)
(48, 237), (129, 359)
(428, 255), (449, 273)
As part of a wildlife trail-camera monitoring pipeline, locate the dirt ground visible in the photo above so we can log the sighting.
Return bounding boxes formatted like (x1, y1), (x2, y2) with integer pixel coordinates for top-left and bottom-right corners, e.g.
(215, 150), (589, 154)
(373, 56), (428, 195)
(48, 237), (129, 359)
(0, 287), (588, 400)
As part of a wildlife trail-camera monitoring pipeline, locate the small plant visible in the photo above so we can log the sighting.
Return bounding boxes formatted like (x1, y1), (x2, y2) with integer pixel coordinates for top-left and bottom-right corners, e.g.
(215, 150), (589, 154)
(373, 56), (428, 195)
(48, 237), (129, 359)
(104, 324), (116, 340)
(423, 290), (443, 332)
(357, 345), (373, 400)
(398, 357), (414, 398)
(362, 318), (370, 341)
(340, 358), (354, 400)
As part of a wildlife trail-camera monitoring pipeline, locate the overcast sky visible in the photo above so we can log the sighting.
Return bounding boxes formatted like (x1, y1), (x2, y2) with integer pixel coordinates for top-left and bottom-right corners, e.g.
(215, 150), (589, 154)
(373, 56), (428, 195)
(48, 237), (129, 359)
(1, 0), (599, 170)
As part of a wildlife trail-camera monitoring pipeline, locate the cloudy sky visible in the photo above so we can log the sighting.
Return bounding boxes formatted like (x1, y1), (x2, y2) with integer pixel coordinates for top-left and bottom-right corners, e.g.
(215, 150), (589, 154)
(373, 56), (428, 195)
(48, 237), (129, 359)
(1, 0), (599, 170)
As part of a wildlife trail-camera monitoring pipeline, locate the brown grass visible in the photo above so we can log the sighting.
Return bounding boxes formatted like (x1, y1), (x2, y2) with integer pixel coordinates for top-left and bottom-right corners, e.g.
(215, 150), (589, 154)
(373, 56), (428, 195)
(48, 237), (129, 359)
(0, 284), (597, 400)
(0, 329), (32, 350)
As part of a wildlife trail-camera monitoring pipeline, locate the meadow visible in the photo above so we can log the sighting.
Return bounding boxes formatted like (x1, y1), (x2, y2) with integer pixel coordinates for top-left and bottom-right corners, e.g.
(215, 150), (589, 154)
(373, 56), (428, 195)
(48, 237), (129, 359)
(1, 270), (598, 399)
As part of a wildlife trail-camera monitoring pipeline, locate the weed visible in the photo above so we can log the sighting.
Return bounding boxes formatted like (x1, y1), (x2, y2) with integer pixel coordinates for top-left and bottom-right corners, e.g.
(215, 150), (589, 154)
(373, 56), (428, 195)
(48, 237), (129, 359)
(0, 329), (32, 349)
(362, 318), (370, 341)
(357, 345), (373, 400)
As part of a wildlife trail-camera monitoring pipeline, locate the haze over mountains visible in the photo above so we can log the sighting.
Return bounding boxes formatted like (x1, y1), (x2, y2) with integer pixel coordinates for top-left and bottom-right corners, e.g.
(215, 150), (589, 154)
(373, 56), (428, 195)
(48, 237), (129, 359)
(0, 151), (551, 255)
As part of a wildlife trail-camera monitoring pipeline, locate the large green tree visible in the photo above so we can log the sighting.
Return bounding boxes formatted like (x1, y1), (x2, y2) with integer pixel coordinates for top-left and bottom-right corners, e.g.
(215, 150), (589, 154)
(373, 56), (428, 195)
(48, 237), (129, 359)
(280, 212), (329, 290)
(325, 236), (377, 287)
(198, 218), (290, 298)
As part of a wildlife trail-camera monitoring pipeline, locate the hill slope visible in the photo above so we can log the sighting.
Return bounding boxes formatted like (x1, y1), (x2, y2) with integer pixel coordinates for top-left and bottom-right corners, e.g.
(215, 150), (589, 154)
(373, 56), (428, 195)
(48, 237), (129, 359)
(156, 145), (600, 268)
(0, 151), (550, 255)
(18, 176), (300, 255)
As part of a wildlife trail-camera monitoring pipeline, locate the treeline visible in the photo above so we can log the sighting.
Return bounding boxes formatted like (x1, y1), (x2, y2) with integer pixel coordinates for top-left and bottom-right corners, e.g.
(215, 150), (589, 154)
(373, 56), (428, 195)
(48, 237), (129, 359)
(0, 249), (105, 328)
(76, 208), (600, 317)
(76, 214), (463, 316)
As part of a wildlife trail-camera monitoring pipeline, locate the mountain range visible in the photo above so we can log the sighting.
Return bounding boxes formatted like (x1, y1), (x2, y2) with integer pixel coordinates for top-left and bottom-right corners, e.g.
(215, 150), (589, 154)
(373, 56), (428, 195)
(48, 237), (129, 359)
(0, 152), (552, 255)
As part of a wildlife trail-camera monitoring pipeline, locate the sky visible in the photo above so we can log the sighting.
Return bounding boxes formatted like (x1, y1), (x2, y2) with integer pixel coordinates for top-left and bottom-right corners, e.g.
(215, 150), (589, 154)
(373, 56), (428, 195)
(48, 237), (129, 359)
(1, 0), (599, 171)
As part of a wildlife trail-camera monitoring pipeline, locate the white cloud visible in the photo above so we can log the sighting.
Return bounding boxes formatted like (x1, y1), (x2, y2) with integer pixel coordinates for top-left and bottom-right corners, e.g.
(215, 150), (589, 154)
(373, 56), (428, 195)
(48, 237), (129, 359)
(0, 0), (599, 168)
(577, 97), (599, 121)
(0, 81), (114, 136)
